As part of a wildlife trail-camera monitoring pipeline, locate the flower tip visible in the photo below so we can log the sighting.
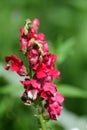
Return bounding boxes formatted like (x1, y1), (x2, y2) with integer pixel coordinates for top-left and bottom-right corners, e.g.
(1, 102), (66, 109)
(32, 18), (40, 30)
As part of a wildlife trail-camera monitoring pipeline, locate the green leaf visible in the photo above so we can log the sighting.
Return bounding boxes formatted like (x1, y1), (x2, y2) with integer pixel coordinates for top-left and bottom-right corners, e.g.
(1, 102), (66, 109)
(57, 37), (75, 64)
(0, 85), (23, 95)
(58, 84), (87, 98)
(0, 97), (15, 117)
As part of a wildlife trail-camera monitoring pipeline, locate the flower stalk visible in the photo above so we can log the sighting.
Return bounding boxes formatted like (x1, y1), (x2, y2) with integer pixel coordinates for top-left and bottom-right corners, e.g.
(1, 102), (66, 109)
(39, 113), (46, 130)
(4, 18), (64, 130)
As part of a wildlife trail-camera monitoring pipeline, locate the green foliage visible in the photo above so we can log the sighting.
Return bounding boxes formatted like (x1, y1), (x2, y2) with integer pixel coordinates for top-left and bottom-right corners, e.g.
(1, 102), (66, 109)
(58, 84), (87, 98)
(0, 0), (87, 130)
(49, 37), (75, 65)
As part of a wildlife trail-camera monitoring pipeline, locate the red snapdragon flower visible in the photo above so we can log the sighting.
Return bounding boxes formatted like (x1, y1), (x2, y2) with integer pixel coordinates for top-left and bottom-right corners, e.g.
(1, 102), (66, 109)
(20, 79), (41, 89)
(35, 62), (60, 80)
(27, 49), (40, 66)
(43, 54), (57, 66)
(5, 55), (27, 76)
(50, 91), (64, 104)
(21, 79), (41, 101)
(40, 82), (57, 100)
(46, 101), (63, 120)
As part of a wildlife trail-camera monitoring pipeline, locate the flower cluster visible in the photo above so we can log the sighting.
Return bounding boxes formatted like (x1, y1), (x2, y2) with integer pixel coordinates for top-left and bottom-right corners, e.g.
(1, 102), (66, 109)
(5, 18), (64, 120)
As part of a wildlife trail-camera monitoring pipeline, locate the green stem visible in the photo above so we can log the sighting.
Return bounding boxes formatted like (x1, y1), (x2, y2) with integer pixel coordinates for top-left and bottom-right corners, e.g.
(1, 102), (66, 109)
(39, 113), (47, 130)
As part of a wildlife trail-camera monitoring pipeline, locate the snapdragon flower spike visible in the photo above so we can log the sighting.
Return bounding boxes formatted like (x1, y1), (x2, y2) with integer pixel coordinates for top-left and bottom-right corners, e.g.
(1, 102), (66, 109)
(5, 18), (64, 120)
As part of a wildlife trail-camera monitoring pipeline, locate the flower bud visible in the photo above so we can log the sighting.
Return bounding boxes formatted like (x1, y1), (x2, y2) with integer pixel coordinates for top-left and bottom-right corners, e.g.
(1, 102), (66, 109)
(32, 18), (40, 30)
(20, 38), (28, 53)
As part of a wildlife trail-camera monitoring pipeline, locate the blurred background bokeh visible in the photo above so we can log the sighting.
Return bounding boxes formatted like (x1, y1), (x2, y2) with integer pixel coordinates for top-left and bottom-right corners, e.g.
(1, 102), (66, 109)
(0, 0), (87, 130)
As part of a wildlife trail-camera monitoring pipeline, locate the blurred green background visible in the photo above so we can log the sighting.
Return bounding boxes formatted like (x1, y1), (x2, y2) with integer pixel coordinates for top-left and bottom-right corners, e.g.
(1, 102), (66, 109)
(0, 0), (87, 130)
